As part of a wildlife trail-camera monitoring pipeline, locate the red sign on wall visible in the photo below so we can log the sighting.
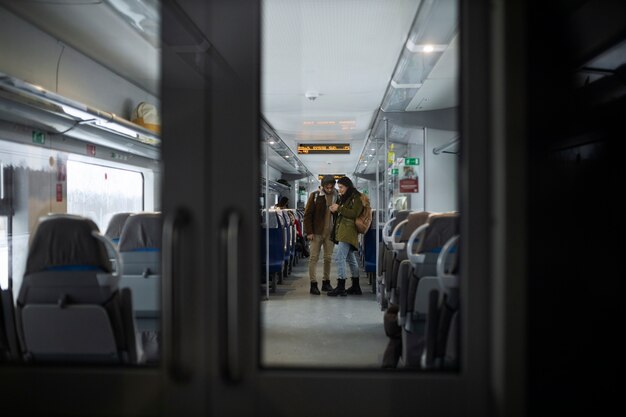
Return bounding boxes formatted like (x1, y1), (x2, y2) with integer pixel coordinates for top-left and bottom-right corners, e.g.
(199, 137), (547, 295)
(399, 178), (419, 193)
(56, 183), (63, 202)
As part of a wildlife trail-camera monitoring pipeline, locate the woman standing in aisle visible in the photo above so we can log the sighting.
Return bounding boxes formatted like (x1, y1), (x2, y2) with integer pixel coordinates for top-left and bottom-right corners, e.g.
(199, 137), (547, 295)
(328, 176), (363, 296)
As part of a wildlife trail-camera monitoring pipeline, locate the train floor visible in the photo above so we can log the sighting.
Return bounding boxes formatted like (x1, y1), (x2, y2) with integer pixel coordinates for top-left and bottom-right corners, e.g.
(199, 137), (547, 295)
(261, 258), (387, 368)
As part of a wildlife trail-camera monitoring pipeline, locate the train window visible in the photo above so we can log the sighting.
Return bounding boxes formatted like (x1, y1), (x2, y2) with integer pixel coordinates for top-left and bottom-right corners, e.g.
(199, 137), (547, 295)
(66, 160), (144, 231)
(260, 0), (460, 369)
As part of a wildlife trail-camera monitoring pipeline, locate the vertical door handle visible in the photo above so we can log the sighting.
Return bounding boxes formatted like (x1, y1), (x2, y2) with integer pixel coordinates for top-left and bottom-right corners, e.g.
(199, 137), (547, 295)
(222, 211), (241, 382)
(163, 208), (191, 381)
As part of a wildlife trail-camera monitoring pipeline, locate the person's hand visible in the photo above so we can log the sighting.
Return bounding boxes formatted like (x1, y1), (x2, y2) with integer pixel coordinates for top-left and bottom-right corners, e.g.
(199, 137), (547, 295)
(329, 204), (339, 213)
(307, 234), (315, 241)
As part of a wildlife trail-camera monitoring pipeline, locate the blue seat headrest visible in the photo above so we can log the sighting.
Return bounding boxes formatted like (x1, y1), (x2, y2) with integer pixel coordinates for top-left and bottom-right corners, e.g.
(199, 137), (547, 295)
(45, 265), (105, 272)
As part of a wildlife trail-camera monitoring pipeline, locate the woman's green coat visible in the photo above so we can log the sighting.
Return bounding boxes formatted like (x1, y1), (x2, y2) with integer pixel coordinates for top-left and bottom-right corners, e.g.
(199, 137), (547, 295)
(333, 192), (363, 250)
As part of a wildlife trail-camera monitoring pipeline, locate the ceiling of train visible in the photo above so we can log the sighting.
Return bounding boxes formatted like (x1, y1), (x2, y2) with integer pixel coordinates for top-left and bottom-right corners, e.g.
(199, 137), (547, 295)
(0, 0), (459, 179)
(0, 0), (160, 95)
(262, 0), (458, 179)
(262, 0), (421, 177)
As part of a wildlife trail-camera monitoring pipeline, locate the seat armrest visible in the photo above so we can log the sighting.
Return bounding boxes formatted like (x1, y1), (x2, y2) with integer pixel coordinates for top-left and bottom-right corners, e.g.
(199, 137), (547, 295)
(382, 217), (397, 244)
(406, 224), (429, 264)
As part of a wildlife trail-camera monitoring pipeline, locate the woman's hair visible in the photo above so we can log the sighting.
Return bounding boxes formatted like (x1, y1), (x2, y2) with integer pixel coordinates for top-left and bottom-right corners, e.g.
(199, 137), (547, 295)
(337, 176), (360, 205)
(336, 176), (353, 188)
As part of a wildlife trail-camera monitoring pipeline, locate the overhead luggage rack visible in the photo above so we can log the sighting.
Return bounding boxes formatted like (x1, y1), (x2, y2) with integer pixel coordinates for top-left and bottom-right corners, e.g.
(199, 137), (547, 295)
(0, 73), (160, 160)
(260, 177), (291, 194)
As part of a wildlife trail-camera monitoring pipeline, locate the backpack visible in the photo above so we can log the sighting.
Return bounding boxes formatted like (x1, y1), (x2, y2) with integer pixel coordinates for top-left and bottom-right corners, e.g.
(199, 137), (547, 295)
(355, 194), (373, 234)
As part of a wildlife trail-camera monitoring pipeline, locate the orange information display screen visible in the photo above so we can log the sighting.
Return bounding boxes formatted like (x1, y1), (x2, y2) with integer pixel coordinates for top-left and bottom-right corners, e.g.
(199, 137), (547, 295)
(297, 144), (350, 154)
(317, 174), (346, 181)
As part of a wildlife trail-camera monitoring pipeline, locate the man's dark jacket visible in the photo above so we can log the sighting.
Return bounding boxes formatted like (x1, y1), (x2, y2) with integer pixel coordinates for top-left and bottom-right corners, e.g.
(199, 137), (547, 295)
(303, 188), (337, 235)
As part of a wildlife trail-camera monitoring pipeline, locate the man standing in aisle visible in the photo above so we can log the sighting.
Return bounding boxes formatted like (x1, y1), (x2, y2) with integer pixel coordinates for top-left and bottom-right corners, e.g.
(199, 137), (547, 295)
(303, 175), (338, 295)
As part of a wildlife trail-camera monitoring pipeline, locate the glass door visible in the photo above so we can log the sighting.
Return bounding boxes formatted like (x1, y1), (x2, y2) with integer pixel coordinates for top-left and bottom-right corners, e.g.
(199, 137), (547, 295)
(1, 0), (500, 414)
(0, 0), (207, 414)
(206, 0), (492, 416)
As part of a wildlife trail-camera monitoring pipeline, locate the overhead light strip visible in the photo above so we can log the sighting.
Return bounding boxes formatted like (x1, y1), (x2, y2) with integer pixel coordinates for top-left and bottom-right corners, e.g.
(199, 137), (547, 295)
(404, 41), (447, 53)
(0, 72), (161, 148)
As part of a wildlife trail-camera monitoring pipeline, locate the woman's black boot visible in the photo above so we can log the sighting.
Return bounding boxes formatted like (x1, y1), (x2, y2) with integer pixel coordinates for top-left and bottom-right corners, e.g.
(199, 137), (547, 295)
(327, 279), (347, 297)
(321, 279), (333, 292)
(346, 277), (362, 295)
(310, 282), (320, 295)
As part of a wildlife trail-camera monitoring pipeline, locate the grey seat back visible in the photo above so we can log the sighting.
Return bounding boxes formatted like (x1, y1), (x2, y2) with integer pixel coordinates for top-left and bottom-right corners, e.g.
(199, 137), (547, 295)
(105, 212), (132, 244)
(388, 211), (432, 304)
(118, 213), (162, 331)
(402, 231), (460, 368)
(412, 212), (460, 277)
(104, 212), (133, 265)
(261, 209), (280, 228)
(399, 211), (431, 242)
(387, 210), (410, 246)
(416, 212), (460, 253)
(382, 210), (411, 296)
(16, 215), (140, 363)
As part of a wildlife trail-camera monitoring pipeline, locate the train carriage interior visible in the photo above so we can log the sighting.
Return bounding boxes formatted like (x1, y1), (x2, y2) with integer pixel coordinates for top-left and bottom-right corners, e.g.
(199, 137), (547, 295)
(0, 0), (461, 370)
(0, 0), (623, 415)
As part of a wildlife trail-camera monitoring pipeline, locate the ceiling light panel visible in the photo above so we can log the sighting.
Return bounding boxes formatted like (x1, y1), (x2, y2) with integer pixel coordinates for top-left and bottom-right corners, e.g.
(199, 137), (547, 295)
(381, 0), (458, 112)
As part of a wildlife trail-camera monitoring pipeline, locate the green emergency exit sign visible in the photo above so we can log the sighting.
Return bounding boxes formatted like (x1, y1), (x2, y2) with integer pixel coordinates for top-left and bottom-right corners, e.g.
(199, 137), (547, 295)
(391, 168), (399, 175)
(404, 157), (419, 166)
(32, 131), (45, 145)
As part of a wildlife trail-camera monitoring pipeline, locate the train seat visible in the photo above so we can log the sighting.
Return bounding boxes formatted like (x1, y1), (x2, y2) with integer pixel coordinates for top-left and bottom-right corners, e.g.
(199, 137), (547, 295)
(261, 210), (284, 292)
(118, 213), (162, 330)
(421, 235), (460, 370)
(362, 209), (381, 293)
(400, 213), (459, 367)
(379, 210), (411, 309)
(117, 212), (162, 362)
(408, 212), (459, 277)
(104, 212), (133, 270)
(285, 209), (298, 265)
(277, 210), (293, 277)
(15, 214), (142, 364)
(105, 212), (133, 245)
(387, 211), (431, 305)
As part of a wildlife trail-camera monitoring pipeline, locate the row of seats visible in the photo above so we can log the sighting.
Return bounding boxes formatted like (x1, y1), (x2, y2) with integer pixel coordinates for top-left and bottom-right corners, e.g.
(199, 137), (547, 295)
(260, 208), (305, 293)
(107, 212), (162, 362)
(0, 212), (161, 364)
(107, 212), (162, 334)
(378, 210), (460, 370)
(358, 209), (384, 294)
